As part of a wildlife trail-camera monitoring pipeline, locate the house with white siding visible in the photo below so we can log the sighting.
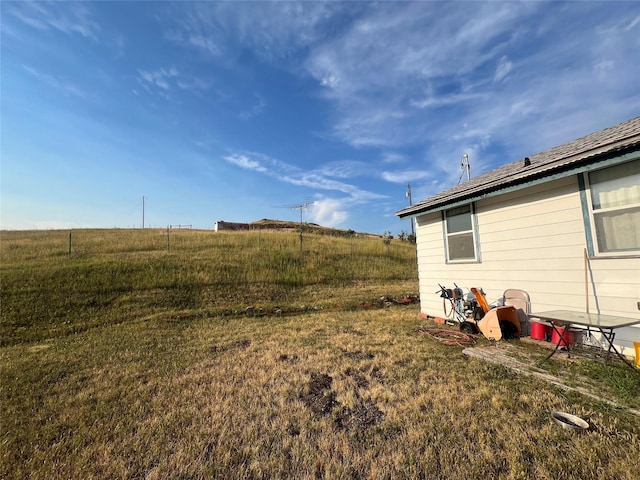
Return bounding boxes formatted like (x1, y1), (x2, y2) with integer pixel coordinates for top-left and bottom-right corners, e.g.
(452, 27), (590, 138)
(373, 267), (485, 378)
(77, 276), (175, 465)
(396, 117), (640, 359)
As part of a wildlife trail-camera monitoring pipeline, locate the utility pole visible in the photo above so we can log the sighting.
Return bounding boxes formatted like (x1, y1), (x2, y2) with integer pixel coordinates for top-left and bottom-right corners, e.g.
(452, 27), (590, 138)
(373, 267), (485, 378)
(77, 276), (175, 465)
(406, 184), (414, 236)
(142, 196), (145, 229)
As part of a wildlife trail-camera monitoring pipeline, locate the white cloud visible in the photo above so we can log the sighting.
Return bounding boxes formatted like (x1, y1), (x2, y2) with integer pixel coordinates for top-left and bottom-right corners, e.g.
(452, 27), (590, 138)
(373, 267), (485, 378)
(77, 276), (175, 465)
(309, 198), (349, 228)
(382, 170), (432, 184)
(223, 154), (267, 172)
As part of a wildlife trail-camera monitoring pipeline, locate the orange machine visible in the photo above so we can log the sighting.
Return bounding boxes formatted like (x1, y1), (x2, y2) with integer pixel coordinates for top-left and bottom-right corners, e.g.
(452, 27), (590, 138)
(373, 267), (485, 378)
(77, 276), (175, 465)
(471, 288), (521, 341)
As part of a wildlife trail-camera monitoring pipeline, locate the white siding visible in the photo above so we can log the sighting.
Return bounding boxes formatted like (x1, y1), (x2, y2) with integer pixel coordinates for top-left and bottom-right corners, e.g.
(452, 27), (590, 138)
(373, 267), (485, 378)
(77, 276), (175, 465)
(415, 176), (640, 358)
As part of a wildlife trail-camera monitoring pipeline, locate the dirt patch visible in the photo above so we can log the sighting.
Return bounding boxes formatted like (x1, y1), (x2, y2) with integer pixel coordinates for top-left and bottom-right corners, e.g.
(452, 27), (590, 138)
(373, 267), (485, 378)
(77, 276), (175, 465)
(341, 349), (374, 360)
(278, 353), (299, 363)
(286, 422), (300, 437)
(335, 397), (385, 430)
(368, 365), (385, 383)
(345, 367), (369, 388)
(300, 371), (385, 429)
(301, 373), (337, 415)
(210, 339), (251, 354)
(341, 328), (366, 336)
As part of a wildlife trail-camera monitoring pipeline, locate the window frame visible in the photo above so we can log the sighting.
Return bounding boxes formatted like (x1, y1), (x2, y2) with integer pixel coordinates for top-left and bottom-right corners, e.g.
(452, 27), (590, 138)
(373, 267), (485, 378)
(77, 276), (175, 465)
(584, 159), (640, 257)
(443, 203), (480, 263)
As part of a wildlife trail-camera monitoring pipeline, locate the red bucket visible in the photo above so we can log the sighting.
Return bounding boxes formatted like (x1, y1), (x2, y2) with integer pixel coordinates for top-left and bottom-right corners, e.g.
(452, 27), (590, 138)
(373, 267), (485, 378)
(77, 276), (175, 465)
(531, 322), (551, 341)
(551, 327), (575, 347)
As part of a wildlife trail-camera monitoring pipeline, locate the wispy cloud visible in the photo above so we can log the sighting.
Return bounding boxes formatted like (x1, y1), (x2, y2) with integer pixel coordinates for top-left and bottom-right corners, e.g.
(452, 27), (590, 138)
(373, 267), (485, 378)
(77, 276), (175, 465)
(380, 152), (406, 164)
(382, 170), (433, 184)
(625, 15), (640, 31)
(170, 1), (640, 205)
(300, 2), (533, 148)
(238, 96), (266, 120)
(8, 1), (100, 41)
(138, 67), (179, 91)
(410, 92), (485, 109)
(164, 29), (221, 57)
(223, 154), (267, 173)
(316, 160), (368, 179)
(493, 56), (513, 83)
(220, 150), (385, 203)
(23, 65), (92, 100)
(137, 67), (211, 96)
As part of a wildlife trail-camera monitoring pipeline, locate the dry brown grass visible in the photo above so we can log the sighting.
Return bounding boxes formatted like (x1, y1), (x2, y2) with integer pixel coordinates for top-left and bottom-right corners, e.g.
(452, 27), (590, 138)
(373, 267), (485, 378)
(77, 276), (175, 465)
(2, 307), (639, 480)
(2, 229), (638, 479)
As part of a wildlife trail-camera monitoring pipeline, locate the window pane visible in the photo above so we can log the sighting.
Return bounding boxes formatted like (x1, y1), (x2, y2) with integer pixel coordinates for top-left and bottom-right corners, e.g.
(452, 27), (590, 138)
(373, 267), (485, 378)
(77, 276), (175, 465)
(590, 160), (640, 209)
(446, 205), (472, 233)
(593, 206), (640, 252)
(448, 233), (475, 260)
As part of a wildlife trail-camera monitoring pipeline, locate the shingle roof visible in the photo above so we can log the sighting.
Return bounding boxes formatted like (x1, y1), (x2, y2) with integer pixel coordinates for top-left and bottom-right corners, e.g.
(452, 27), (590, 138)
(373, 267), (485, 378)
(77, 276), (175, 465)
(396, 116), (640, 218)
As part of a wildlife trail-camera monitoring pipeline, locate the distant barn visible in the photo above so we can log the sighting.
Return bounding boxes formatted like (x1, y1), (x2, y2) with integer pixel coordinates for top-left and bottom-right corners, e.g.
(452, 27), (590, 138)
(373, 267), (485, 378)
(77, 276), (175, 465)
(214, 221), (250, 232)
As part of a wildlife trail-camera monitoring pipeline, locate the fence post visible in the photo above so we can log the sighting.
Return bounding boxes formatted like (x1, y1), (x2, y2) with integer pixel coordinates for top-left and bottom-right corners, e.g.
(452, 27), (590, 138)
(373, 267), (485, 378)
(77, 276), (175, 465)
(167, 226), (171, 252)
(68, 230), (72, 257)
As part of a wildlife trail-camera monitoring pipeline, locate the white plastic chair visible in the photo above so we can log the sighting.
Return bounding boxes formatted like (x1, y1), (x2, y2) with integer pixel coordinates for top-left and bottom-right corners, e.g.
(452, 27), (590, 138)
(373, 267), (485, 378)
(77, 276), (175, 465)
(503, 289), (531, 336)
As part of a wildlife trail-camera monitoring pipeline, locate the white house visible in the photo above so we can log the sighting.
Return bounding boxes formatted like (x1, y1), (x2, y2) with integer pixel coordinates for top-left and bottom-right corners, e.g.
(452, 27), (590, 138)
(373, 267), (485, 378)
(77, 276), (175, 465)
(396, 117), (640, 359)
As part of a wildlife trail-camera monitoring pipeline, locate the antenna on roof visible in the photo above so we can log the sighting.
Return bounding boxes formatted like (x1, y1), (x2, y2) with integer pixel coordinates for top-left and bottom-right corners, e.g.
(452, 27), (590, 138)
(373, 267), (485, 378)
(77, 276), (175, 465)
(459, 153), (471, 184)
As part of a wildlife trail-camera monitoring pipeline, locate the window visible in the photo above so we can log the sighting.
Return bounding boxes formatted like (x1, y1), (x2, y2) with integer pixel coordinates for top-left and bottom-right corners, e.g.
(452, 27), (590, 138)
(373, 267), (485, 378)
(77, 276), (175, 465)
(444, 204), (478, 261)
(588, 160), (640, 254)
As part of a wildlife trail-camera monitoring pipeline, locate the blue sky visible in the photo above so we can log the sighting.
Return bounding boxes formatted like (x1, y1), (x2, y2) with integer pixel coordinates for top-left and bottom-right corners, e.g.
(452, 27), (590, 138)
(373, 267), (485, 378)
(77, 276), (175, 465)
(2, 1), (639, 234)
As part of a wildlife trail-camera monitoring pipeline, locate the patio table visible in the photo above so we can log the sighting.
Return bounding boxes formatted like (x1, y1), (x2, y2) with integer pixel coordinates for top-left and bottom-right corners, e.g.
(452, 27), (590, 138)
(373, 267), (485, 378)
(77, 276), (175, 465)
(529, 310), (639, 370)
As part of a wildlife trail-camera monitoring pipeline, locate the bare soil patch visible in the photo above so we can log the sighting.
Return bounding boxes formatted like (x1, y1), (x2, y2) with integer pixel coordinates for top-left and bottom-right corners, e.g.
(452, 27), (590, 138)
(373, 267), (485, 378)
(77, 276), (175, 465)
(300, 370), (385, 430)
(301, 373), (337, 415)
(209, 339), (251, 353)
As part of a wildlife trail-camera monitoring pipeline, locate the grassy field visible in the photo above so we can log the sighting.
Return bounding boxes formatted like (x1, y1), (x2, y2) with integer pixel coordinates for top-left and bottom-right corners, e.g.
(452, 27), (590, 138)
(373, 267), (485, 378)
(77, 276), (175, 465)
(1, 229), (639, 479)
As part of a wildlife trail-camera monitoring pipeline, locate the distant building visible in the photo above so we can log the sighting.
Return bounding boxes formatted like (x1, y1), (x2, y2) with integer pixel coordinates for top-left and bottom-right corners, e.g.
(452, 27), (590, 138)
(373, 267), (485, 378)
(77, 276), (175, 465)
(214, 221), (250, 232)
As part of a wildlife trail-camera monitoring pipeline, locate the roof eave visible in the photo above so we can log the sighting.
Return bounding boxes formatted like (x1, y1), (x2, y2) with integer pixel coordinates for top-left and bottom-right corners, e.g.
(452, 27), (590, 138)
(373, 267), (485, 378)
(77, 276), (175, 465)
(396, 146), (640, 219)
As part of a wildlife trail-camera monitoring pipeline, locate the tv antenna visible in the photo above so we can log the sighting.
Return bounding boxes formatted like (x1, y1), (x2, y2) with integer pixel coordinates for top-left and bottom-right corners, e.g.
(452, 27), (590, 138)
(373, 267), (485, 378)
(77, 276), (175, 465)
(276, 199), (311, 251)
(459, 153), (470, 184)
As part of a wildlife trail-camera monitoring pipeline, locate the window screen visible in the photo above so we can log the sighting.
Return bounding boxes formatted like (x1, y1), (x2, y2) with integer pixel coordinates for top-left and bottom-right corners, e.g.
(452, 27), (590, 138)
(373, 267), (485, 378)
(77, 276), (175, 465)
(588, 160), (640, 253)
(444, 204), (477, 261)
